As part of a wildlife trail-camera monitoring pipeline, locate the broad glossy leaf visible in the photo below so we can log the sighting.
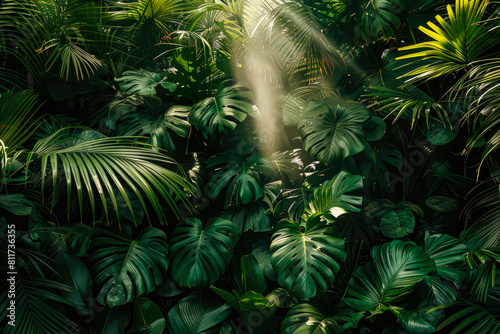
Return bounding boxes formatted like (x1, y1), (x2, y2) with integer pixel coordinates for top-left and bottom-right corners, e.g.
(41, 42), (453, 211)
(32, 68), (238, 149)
(131, 298), (165, 334)
(90, 227), (168, 307)
(281, 303), (364, 334)
(170, 217), (239, 288)
(398, 306), (444, 334)
(298, 97), (370, 164)
(167, 292), (231, 334)
(207, 148), (271, 207)
(425, 196), (459, 213)
(218, 202), (273, 233)
(236, 253), (267, 293)
(252, 239), (277, 281)
(120, 105), (190, 152)
(266, 288), (298, 308)
(359, 0), (408, 42)
(270, 214), (347, 299)
(115, 69), (177, 95)
(380, 208), (416, 239)
(56, 252), (93, 315)
(307, 171), (364, 215)
(362, 116), (387, 141)
(345, 240), (436, 311)
(189, 80), (260, 139)
(95, 305), (131, 334)
(237, 291), (277, 334)
(426, 122), (459, 145)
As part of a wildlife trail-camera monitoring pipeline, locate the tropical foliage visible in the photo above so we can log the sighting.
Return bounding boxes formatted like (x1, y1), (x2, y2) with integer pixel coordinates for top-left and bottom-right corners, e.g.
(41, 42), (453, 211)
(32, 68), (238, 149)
(1, 0), (500, 333)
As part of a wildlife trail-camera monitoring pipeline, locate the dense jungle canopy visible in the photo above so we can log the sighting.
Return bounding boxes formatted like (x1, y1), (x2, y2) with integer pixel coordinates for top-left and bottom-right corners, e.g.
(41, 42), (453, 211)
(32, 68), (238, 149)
(1, 0), (500, 333)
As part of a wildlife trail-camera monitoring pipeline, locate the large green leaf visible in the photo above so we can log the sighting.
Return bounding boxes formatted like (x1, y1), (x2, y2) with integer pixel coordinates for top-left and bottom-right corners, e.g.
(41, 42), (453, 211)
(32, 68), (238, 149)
(270, 214), (347, 299)
(89, 227), (168, 307)
(95, 304), (131, 334)
(131, 298), (165, 334)
(425, 196), (459, 213)
(29, 133), (193, 225)
(115, 69), (177, 95)
(120, 105), (190, 152)
(380, 208), (416, 239)
(218, 202), (273, 233)
(207, 147), (272, 207)
(56, 252), (93, 315)
(211, 288), (277, 334)
(169, 217), (239, 288)
(345, 240), (436, 311)
(281, 303), (364, 334)
(298, 97), (370, 165)
(189, 80), (260, 139)
(398, 306), (444, 334)
(167, 292), (231, 334)
(426, 121), (459, 145)
(359, 0), (409, 42)
(307, 171), (364, 216)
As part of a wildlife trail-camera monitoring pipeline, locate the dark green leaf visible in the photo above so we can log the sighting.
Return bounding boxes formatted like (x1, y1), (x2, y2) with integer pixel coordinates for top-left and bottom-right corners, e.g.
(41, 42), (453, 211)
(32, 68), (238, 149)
(170, 217), (239, 288)
(270, 214), (347, 299)
(380, 208), (416, 239)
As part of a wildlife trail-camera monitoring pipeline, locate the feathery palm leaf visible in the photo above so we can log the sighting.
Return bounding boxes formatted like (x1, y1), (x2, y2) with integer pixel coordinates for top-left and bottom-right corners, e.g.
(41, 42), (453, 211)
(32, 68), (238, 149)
(27, 131), (193, 225)
(397, 0), (499, 83)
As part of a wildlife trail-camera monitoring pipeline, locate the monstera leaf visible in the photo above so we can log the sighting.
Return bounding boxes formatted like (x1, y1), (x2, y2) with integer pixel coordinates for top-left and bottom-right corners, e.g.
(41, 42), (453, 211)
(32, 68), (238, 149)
(89, 227), (169, 307)
(169, 217), (239, 288)
(307, 171), (364, 216)
(270, 214), (347, 299)
(218, 202), (273, 233)
(207, 147), (272, 207)
(298, 97), (370, 165)
(359, 0), (409, 42)
(189, 80), (260, 139)
(120, 105), (190, 152)
(281, 303), (364, 334)
(345, 240), (436, 311)
(115, 69), (177, 95)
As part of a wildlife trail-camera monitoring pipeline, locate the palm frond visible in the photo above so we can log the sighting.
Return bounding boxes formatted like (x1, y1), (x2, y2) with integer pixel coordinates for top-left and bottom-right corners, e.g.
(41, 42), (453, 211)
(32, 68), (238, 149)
(27, 130), (194, 225)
